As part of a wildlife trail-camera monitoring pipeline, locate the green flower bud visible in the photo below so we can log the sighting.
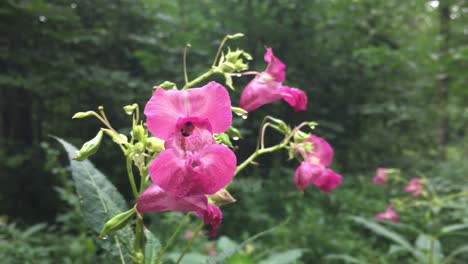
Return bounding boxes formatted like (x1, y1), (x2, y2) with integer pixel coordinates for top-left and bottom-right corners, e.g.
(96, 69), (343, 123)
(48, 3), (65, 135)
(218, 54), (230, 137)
(123, 104), (138, 115)
(220, 61), (236, 73)
(74, 130), (104, 161)
(102, 129), (128, 145)
(145, 137), (165, 153)
(132, 125), (146, 141)
(72, 111), (94, 119)
(214, 133), (233, 147)
(226, 33), (244, 40)
(99, 208), (135, 238)
(209, 189), (236, 206)
(231, 107), (248, 116)
(226, 126), (242, 141)
(293, 131), (311, 143)
(157, 81), (176, 90)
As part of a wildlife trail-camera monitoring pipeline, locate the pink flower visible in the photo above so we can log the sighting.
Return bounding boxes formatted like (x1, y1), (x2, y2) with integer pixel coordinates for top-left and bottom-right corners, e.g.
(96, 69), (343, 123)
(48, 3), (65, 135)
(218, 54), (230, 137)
(404, 178), (423, 196)
(373, 168), (388, 185)
(294, 162), (342, 193)
(206, 243), (217, 256)
(305, 135), (334, 166)
(240, 48), (307, 112)
(375, 205), (399, 222)
(144, 81), (232, 140)
(137, 184), (222, 236)
(144, 82), (237, 197)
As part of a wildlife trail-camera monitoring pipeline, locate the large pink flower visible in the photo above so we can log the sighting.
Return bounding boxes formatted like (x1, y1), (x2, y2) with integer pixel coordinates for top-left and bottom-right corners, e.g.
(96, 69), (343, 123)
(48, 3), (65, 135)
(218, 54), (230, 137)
(137, 185), (222, 236)
(145, 81), (232, 140)
(375, 205), (399, 223)
(294, 162), (342, 193)
(404, 178), (423, 196)
(373, 168), (388, 185)
(240, 48), (307, 112)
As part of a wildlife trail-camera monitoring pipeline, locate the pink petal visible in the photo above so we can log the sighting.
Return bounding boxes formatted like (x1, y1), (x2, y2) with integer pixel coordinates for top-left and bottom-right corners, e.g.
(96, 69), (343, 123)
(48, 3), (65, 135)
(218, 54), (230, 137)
(280, 86), (308, 111)
(264, 48), (286, 82)
(136, 184), (208, 213)
(375, 205), (399, 222)
(306, 135), (334, 166)
(149, 144), (236, 196)
(313, 168), (342, 194)
(294, 162), (325, 191)
(373, 168), (388, 185)
(144, 82), (232, 140)
(196, 203), (222, 236)
(239, 75), (283, 111)
(165, 117), (215, 151)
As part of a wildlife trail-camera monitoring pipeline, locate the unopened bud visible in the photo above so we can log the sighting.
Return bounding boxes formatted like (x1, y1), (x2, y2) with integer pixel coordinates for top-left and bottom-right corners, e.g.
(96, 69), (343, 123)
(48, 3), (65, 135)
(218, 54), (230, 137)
(102, 129), (128, 145)
(74, 130), (103, 161)
(72, 111), (94, 119)
(220, 61), (236, 73)
(132, 125), (146, 141)
(293, 131), (311, 143)
(123, 104), (138, 115)
(214, 133), (233, 147)
(157, 81), (176, 90)
(226, 126), (242, 140)
(145, 137), (165, 153)
(209, 189), (236, 206)
(99, 208), (135, 238)
(226, 33), (244, 40)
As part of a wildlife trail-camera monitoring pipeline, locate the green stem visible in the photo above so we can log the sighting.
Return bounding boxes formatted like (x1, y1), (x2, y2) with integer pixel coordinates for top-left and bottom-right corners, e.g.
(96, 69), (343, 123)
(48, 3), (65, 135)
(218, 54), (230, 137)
(156, 213), (191, 264)
(428, 237), (434, 264)
(126, 156), (139, 199)
(176, 220), (204, 264)
(133, 215), (145, 264)
(234, 143), (287, 176)
(182, 69), (215, 89)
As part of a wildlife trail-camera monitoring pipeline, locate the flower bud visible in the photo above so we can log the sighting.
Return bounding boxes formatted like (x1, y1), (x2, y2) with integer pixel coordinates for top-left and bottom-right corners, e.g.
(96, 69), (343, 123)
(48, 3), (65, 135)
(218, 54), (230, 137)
(214, 133), (233, 147)
(102, 129), (128, 145)
(157, 81), (176, 90)
(145, 137), (165, 153)
(209, 189), (236, 206)
(72, 111), (94, 119)
(226, 126), (242, 140)
(132, 125), (146, 141)
(220, 61), (236, 73)
(123, 104), (138, 115)
(73, 130), (103, 161)
(293, 130), (311, 143)
(226, 33), (244, 40)
(99, 208), (136, 238)
(231, 107), (248, 116)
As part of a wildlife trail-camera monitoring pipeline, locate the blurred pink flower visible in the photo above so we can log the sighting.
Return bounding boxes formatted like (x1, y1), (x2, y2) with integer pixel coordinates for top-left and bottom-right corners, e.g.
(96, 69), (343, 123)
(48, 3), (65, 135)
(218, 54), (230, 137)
(294, 135), (342, 193)
(206, 243), (217, 256)
(184, 230), (194, 240)
(294, 162), (342, 193)
(375, 205), (399, 222)
(240, 48), (307, 111)
(404, 178), (423, 196)
(373, 168), (388, 185)
(305, 135), (334, 166)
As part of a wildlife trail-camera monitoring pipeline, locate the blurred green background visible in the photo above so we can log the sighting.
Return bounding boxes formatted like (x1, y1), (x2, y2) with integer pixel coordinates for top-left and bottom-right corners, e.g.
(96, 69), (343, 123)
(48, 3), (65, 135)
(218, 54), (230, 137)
(1, 0), (467, 263)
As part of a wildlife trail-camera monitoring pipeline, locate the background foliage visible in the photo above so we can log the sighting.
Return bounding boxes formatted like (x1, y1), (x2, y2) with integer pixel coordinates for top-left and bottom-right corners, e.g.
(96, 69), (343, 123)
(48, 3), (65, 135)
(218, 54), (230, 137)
(1, 0), (467, 263)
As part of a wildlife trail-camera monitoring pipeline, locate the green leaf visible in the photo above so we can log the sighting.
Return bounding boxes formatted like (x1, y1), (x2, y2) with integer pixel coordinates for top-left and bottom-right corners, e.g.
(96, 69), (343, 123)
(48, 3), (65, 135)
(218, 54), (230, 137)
(54, 137), (133, 263)
(208, 219), (289, 264)
(258, 249), (304, 264)
(324, 254), (368, 264)
(144, 229), (161, 264)
(350, 216), (414, 251)
(440, 223), (468, 236)
(415, 234), (443, 263)
(443, 245), (468, 264)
